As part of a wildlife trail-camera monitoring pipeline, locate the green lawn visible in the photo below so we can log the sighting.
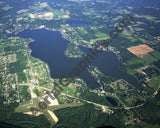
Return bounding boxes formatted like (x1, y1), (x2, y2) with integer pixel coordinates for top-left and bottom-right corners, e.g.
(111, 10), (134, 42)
(62, 86), (74, 95)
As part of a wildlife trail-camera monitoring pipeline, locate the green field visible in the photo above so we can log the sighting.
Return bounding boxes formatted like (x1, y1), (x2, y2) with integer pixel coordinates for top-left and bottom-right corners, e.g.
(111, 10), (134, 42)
(150, 51), (160, 60)
(147, 76), (160, 90)
(62, 86), (74, 95)
(141, 54), (158, 64)
(124, 58), (144, 75)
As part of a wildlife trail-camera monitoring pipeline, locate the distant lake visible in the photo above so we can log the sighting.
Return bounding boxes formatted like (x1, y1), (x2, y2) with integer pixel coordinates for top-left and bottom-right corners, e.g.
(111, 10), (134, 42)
(65, 20), (92, 25)
(106, 96), (117, 106)
(9, 29), (139, 89)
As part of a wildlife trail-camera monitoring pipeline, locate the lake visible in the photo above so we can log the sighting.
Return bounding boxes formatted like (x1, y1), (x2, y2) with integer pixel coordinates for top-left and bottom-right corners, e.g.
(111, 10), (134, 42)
(106, 96), (117, 106)
(12, 29), (139, 89)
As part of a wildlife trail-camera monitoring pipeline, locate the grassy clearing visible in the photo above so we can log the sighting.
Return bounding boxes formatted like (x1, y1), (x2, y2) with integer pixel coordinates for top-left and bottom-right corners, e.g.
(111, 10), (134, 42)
(138, 38), (147, 43)
(7, 54), (17, 63)
(124, 58), (143, 75)
(119, 83), (125, 90)
(95, 32), (108, 38)
(134, 28), (145, 31)
(90, 36), (110, 44)
(140, 54), (158, 64)
(147, 77), (160, 90)
(48, 103), (83, 111)
(62, 86), (74, 95)
(126, 68), (137, 75)
(125, 35), (138, 42)
(126, 58), (143, 66)
(78, 27), (88, 35)
(150, 51), (160, 60)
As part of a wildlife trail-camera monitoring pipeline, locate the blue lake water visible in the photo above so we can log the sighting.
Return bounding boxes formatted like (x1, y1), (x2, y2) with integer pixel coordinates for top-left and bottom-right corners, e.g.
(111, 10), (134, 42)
(106, 97), (117, 106)
(10, 29), (139, 89)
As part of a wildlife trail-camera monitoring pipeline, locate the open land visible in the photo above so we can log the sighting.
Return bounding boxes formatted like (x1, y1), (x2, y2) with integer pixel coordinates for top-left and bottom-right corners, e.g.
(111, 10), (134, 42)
(127, 44), (154, 56)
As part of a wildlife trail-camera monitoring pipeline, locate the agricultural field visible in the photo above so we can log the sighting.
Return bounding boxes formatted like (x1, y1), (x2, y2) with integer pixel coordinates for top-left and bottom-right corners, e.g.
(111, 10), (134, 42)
(127, 44), (154, 56)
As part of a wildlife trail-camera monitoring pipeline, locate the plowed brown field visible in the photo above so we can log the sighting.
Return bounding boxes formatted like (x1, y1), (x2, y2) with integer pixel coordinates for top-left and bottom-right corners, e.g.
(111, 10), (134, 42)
(127, 44), (154, 56)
